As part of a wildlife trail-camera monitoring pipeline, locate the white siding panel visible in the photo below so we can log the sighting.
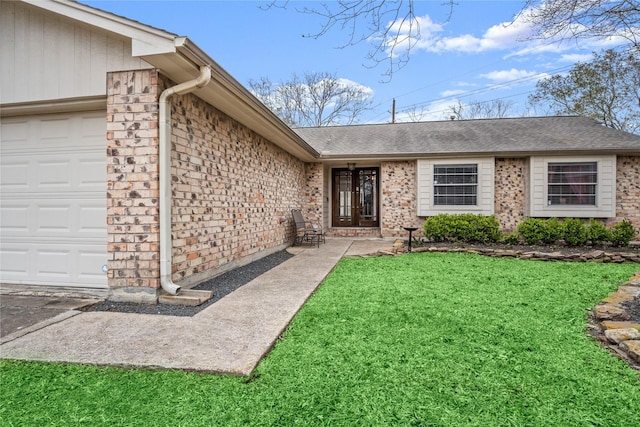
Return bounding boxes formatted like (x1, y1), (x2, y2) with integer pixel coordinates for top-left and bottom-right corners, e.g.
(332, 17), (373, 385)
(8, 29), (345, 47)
(0, 111), (108, 289)
(1, 1), (16, 101)
(1, 2), (151, 104)
(27, 7), (44, 100)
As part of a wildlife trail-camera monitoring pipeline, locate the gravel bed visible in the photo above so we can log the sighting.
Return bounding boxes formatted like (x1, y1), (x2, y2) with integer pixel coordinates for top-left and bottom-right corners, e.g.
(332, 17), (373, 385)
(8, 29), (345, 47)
(81, 251), (294, 317)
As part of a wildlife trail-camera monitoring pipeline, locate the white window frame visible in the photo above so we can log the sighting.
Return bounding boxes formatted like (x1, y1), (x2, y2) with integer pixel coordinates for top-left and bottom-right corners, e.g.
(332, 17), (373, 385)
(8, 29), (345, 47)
(417, 158), (494, 216)
(529, 155), (616, 218)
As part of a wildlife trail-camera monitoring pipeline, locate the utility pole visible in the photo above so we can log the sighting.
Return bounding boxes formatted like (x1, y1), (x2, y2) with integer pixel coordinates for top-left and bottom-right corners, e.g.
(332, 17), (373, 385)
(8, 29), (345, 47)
(391, 98), (396, 124)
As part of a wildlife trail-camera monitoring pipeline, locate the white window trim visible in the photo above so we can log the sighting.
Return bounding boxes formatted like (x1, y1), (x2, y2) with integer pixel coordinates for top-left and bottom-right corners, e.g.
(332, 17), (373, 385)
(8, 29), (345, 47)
(417, 158), (494, 216)
(529, 155), (616, 218)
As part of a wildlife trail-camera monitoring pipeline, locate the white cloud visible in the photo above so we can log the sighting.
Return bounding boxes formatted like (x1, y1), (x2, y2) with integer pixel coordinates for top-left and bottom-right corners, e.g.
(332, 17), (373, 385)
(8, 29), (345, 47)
(385, 4), (628, 58)
(480, 68), (539, 83)
(440, 89), (467, 97)
(387, 10), (537, 55)
(559, 53), (593, 63)
(336, 78), (375, 97)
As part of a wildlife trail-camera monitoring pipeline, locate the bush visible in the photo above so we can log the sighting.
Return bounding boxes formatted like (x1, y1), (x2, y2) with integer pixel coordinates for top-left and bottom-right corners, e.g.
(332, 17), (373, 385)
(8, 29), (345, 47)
(587, 219), (610, 245)
(561, 218), (588, 246)
(610, 220), (636, 247)
(542, 217), (563, 244)
(502, 232), (521, 245)
(423, 214), (502, 243)
(517, 218), (549, 245)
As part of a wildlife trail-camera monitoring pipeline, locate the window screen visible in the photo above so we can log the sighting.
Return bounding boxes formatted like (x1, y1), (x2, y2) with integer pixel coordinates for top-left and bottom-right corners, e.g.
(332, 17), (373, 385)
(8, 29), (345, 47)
(433, 164), (478, 206)
(548, 162), (597, 205)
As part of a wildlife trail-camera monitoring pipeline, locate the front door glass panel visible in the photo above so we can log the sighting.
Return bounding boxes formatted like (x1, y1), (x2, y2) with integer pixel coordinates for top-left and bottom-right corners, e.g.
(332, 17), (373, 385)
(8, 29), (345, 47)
(332, 168), (379, 227)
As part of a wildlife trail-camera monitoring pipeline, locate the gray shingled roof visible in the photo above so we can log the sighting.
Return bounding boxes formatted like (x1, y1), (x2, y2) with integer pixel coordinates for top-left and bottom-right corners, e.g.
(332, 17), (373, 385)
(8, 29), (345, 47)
(294, 116), (640, 159)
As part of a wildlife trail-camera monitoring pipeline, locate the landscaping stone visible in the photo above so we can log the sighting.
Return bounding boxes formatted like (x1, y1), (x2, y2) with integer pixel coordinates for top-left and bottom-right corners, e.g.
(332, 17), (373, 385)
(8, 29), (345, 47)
(405, 244), (639, 263)
(601, 321), (640, 331)
(602, 287), (640, 304)
(594, 304), (631, 321)
(604, 328), (640, 344)
(619, 340), (640, 363)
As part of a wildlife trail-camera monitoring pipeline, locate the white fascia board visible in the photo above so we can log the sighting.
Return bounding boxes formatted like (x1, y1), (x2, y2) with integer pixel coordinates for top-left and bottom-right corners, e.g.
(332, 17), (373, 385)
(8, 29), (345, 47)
(22, 0), (177, 55)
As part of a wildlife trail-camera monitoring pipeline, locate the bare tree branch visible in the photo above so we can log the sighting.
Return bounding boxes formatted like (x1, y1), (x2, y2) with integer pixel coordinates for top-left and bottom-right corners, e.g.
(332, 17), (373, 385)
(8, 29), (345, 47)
(263, 1), (639, 81)
(448, 99), (516, 120)
(262, 1), (455, 81)
(518, 0), (640, 48)
(248, 71), (374, 127)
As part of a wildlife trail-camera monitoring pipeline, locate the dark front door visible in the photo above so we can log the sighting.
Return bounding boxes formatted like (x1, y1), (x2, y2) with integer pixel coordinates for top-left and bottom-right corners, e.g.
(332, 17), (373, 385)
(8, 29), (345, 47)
(332, 168), (379, 227)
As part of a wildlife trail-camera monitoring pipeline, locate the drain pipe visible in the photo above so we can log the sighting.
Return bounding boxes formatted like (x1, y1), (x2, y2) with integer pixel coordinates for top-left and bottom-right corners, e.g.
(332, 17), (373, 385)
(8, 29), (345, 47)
(158, 66), (212, 295)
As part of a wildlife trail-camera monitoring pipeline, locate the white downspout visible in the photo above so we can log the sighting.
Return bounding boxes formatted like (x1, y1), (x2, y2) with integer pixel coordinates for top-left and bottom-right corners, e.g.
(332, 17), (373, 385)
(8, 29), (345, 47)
(159, 66), (212, 295)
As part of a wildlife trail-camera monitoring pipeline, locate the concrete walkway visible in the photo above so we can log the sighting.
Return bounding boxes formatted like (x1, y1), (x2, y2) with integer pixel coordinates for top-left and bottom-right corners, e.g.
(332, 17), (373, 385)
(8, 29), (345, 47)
(0, 238), (393, 375)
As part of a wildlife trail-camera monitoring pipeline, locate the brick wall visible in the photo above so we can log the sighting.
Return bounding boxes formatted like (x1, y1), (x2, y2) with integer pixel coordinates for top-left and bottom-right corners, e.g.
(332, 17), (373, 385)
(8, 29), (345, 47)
(380, 156), (639, 240)
(380, 161), (418, 238)
(303, 163), (324, 226)
(604, 155), (640, 236)
(107, 69), (308, 301)
(493, 158), (527, 233)
(170, 90), (306, 283)
(106, 70), (161, 302)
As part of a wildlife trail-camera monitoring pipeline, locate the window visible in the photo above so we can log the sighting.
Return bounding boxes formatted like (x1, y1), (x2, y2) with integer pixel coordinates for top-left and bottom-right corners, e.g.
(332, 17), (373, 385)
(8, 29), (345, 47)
(529, 155), (615, 218)
(547, 162), (597, 206)
(433, 164), (478, 205)
(417, 158), (494, 216)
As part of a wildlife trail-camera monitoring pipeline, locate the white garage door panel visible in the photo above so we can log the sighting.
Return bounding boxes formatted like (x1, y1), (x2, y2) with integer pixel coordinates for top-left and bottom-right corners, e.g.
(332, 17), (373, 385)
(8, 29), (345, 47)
(38, 206), (72, 232)
(1, 198), (105, 237)
(0, 242), (106, 288)
(0, 111), (107, 289)
(0, 205), (29, 232)
(0, 161), (29, 188)
(0, 249), (29, 276)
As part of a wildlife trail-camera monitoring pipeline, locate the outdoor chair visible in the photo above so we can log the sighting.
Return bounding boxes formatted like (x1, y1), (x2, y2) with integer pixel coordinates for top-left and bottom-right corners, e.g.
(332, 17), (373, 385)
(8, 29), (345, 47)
(291, 209), (325, 247)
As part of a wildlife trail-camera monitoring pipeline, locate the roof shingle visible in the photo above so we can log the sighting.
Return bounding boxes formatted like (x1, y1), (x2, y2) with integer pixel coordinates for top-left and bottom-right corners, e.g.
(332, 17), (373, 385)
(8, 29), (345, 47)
(294, 116), (640, 159)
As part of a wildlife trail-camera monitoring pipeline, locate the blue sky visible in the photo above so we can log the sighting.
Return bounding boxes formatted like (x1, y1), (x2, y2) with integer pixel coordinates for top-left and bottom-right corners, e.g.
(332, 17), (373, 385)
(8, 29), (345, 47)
(82, 1), (623, 124)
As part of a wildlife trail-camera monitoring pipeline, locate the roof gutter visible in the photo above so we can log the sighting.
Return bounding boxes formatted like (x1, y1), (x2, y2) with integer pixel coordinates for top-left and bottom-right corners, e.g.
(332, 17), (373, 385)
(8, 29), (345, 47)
(158, 65), (212, 295)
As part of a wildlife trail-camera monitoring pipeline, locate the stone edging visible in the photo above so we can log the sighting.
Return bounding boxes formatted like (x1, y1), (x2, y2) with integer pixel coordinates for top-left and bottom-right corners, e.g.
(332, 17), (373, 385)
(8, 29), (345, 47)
(368, 240), (640, 370)
(590, 273), (640, 369)
(382, 241), (640, 263)
(369, 240), (640, 264)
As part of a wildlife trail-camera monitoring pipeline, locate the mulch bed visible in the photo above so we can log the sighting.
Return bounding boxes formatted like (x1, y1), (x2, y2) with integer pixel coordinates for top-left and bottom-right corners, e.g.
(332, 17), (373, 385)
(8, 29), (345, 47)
(81, 250), (294, 317)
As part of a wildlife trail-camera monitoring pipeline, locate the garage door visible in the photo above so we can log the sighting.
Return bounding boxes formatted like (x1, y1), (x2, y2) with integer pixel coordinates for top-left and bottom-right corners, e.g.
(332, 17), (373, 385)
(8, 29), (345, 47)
(0, 111), (107, 290)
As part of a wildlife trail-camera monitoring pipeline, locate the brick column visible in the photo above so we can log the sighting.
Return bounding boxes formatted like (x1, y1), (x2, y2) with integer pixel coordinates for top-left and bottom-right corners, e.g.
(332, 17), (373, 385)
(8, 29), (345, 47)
(608, 155), (640, 236)
(304, 162), (324, 227)
(381, 161), (418, 238)
(106, 69), (162, 302)
(494, 158), (526, 233)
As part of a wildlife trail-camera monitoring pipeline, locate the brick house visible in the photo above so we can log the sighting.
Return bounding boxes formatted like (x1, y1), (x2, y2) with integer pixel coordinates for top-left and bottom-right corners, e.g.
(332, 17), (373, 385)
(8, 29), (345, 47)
(295, 119), (640, 239)
(1, 0), (639, 303)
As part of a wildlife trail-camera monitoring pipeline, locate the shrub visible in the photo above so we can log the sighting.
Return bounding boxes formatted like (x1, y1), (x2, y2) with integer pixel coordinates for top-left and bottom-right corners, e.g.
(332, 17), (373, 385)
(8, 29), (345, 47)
(422, 214), (449, 242)
(517, 218), (548, 245)
(502, 232), (521, 245)
(423, 214), (502, 243)
(561, 218), (588, 246)
(609, 220), (636, 247)
(587, 219), (610, 245)
(542, 217), (563, 244)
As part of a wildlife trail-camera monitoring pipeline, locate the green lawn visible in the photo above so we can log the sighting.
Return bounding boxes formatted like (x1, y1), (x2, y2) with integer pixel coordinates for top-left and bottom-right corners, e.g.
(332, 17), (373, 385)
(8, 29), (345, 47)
(1, 253), (639, 426)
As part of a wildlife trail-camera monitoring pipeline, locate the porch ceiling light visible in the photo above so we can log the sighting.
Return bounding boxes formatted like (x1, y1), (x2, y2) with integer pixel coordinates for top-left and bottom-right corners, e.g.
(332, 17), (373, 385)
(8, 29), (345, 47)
(347, 162), (356, 171)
